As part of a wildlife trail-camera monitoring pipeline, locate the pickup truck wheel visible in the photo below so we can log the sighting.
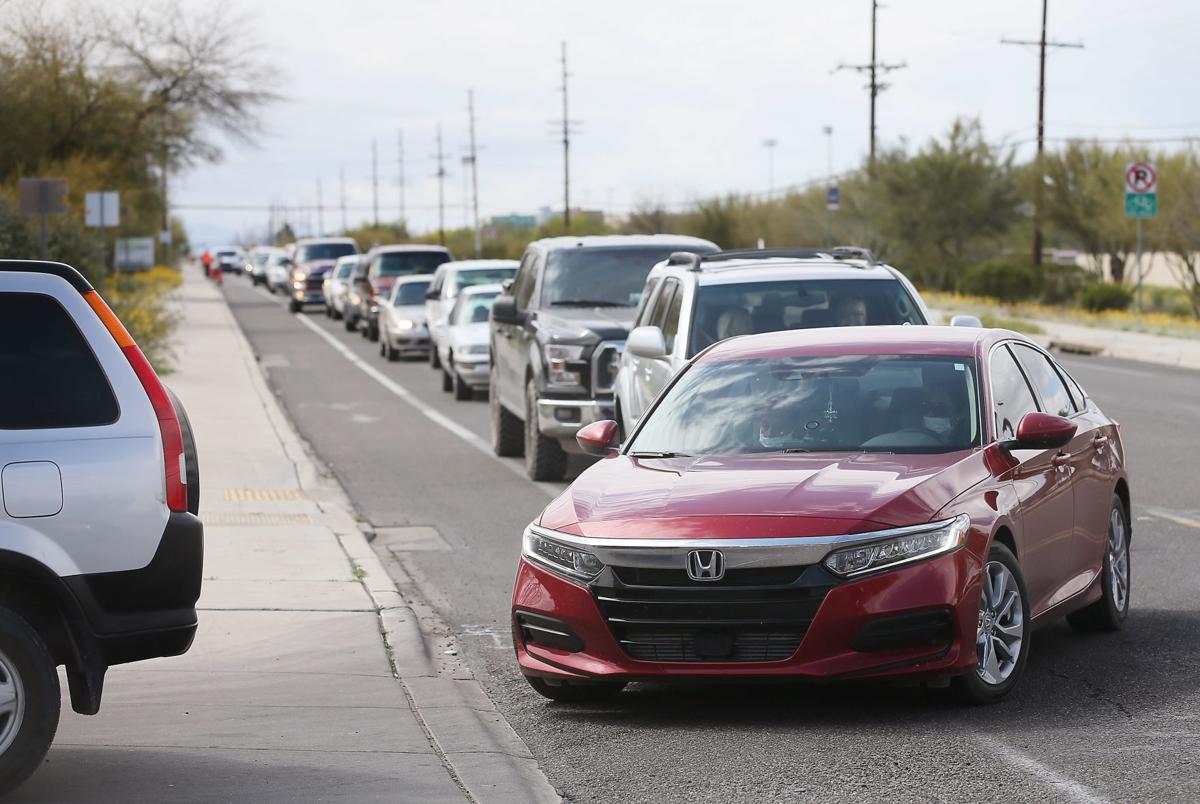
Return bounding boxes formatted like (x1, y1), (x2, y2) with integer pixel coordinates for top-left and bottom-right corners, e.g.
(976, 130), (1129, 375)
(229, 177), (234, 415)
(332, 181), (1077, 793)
(490, 365), (524, 457)
(0, 607), (60, 797)
(430, 344), (442, 369)
(525, 379), (568, 482)
(288, 300), (300, 314)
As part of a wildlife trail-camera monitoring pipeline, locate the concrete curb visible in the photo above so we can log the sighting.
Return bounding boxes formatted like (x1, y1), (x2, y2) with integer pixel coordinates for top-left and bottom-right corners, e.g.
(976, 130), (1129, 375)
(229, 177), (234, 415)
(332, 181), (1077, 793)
(212, 282), (560, 804)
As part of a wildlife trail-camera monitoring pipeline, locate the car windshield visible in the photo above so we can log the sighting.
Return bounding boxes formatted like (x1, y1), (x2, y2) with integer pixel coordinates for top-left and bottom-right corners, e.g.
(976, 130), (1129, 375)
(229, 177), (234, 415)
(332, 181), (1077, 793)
(630, 354), (980, 456)
(689, 278), (925, 356)
(378, 251), (451, 276)
(336, 262), (355, 278)
(542, 247), (706, 307)
(298, 242), (356, 262)
(452, 292), (499, 324)
(452, 268), (516, 294)
(393, 281), (431, 306)
(217, 250), (238, 258)
(253, 253), (273, 266)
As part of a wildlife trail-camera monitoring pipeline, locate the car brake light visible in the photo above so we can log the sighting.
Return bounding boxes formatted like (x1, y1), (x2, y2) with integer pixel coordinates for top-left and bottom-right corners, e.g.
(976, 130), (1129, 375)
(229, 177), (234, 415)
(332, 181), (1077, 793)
(85, 291), (188, 513)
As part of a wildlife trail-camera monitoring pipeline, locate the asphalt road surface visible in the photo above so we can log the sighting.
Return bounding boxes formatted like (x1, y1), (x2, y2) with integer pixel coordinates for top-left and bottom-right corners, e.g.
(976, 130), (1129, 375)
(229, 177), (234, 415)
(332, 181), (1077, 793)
(223, 276), (1200, 803)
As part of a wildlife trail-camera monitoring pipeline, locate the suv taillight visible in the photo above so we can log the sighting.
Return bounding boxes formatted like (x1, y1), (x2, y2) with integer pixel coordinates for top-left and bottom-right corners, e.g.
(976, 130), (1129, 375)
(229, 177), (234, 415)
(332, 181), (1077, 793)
(85, 291), (188, 513)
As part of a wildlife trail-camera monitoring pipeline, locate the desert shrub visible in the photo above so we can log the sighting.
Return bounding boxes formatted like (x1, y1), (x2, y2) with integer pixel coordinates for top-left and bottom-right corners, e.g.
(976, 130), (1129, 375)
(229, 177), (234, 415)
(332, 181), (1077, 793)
(959, 260), (1039, 301)
(1080, 283), (1133, 312)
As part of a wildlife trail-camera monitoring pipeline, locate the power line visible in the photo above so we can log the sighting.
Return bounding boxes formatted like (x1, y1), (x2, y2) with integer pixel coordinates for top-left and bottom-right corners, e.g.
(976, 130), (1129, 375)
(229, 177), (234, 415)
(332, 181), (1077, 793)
(1002, 0), (1084, 268)
(835, 0), (906, 176)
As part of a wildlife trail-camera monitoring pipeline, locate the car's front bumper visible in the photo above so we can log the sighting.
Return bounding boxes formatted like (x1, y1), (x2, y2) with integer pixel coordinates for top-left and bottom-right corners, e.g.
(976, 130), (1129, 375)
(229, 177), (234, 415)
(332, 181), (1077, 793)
(535, 395), (615, 444)
(512, 531), (982, 683)
(453, 357), (491, 389)
(292, 286), (325, 304)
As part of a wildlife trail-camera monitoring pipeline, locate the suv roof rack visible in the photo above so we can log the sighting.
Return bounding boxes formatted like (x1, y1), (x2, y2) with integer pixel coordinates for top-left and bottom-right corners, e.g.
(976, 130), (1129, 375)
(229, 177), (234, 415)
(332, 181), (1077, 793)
(0, 259), (94, 292)
(666, 246), (878, 272)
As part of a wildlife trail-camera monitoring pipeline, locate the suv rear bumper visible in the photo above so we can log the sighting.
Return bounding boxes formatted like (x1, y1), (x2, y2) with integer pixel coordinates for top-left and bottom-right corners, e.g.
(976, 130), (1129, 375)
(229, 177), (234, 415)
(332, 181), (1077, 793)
(63, 511), (204, 666)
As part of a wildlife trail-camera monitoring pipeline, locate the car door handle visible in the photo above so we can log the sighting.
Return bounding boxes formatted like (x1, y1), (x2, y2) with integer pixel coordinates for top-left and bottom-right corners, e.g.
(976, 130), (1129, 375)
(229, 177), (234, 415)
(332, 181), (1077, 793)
(1092, 434), (1108, 447)
(1051, 452), (1072, 468)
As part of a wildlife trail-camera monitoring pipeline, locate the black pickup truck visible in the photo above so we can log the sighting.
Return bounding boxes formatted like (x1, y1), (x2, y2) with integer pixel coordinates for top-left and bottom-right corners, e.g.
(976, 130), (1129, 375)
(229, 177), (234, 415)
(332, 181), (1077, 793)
(488, 234), (718, 480)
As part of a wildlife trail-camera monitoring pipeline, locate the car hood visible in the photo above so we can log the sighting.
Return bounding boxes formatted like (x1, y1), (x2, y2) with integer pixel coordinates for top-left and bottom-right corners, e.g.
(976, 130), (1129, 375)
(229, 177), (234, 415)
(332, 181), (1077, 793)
(387, 304), (425, 320)
(537, 306), (636, 342)
(539, 450), (989, 539)
(448, 322), (489, 348)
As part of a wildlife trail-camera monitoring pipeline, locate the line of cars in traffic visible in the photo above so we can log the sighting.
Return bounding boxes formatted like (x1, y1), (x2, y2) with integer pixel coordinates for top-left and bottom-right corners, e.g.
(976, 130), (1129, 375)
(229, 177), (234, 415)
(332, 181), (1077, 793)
(229, 232), (1133, 707)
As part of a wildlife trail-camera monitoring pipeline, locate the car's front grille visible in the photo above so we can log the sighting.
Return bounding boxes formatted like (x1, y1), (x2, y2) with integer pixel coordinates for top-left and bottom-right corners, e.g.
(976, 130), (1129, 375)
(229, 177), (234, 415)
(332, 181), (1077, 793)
(593, 567), (833, 663)
(305, 278), (324, 291)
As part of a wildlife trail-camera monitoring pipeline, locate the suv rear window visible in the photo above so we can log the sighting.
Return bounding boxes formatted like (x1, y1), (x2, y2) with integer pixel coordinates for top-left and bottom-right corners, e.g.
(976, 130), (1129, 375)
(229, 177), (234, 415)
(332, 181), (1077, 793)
(377, 251), (451, 277)
(689, 278), (925, 356)
(0, 293), (119, 429)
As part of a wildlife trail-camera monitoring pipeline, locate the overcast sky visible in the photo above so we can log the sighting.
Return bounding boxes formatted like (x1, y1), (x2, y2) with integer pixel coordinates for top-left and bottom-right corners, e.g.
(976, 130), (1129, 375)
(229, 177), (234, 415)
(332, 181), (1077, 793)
(163, 0), (1200, 247)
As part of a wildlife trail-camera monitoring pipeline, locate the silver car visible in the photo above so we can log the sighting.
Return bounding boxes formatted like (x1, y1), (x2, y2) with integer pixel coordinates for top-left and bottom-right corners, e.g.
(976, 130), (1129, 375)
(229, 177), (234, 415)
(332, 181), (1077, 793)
(379, 276), (433, 361)
(323, 254), (360, 320)
(437, 283), (500, 400)
(425, 259), (518, 369)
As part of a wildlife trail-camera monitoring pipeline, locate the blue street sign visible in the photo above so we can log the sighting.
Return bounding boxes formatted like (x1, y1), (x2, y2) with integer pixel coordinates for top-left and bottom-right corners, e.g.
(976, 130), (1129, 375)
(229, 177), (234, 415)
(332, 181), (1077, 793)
(826, 186), (840, 211)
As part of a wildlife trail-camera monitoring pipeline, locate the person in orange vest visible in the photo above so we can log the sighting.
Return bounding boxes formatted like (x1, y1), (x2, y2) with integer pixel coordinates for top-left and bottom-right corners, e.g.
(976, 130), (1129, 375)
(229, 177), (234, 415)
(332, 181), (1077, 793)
(200, 249), (213, 277)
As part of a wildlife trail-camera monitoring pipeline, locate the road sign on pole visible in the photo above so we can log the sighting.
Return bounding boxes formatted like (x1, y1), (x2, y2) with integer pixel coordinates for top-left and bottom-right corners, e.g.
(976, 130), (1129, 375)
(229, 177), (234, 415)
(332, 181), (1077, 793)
(18, 177), (69, 259)
(1124, 161), (1157, 219)
(85, 192), (120, 228)
(826, 186), (840, 211)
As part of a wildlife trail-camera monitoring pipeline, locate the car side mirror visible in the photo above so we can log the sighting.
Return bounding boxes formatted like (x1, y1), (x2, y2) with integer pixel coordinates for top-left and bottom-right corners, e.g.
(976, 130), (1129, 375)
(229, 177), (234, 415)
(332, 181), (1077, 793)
(490, 295), (525, 325)
(950, 314), (982, 328)
(626, 325), (667, 359)
(425, 289), (439, 300)
(501, 278), (515, 292)
(1006, 412), (1077, 450)
(577, 420), (620, 457)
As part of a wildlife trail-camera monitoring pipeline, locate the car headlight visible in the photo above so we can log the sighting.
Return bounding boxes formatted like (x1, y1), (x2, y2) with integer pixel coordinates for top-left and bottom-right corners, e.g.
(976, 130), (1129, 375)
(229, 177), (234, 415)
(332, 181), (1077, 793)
(464, 344), (489, 355)
(292, 270), (306, 282)
(393, 319), (416, 331)
(544, 344), (586, 386)
(823, 514), (970, 577)
(522, 525), (605, 580)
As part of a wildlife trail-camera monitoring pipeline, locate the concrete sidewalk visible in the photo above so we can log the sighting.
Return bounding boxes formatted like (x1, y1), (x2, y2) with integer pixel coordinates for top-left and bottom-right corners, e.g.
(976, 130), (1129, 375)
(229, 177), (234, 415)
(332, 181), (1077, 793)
(930, 307), (1200, 370)
(13, 269), (556, 803)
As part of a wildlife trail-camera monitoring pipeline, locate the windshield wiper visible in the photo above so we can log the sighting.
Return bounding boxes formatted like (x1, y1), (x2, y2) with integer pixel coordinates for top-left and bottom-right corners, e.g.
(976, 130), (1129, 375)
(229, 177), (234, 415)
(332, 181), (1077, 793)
(548, 299), (630, 307)
(781, 448), (812, 453)
(628, 451), (692, 459)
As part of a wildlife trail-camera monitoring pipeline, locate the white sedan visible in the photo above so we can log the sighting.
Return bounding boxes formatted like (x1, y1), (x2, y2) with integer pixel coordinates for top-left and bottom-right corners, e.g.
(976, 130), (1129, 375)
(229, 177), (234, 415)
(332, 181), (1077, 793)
(379, 276), (433, 361)
(437, 283), (501, 400)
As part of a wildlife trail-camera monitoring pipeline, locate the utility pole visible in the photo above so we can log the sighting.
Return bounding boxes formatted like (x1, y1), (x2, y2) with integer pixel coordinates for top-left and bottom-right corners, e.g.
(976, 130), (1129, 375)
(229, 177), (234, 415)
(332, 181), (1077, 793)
(560, 42), (571, 229)
(467, 89), (482, 257)
(435, 124), (447, 246)
(339, 167), (347, 232)
(823, 125), (834, 246)
(316, 177), (324, 236)
(835, 0), (906, 176)
(1002, 0), (1083, 268)
(397, 130), (406, 230)
(371, 139), (380, 227)
(762, 138), (779, 198)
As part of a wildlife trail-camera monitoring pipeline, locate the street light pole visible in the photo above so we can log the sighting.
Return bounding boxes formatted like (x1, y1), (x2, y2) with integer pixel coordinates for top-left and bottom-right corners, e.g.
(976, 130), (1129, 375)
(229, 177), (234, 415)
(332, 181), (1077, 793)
(763, 139), (778, 198)
(823, 125), (834, 246)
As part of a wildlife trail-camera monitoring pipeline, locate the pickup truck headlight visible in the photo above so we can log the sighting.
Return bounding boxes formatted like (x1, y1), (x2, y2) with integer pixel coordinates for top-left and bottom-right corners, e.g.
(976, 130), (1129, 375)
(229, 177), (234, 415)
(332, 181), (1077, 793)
(544, 344), (586, 386)
(522, 525), (605, 580)
(823, 514), (970, 577)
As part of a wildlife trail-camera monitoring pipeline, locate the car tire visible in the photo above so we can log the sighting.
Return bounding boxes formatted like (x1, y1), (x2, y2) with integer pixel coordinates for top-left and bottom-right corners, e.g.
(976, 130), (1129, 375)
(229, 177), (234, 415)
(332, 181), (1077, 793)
(442, 367), (454, 393)
(368, 322), (379, 342)
(430, 344), (442, 369)
(490, 365), (524, 458)
(951, 542), (1030, 705)
(0, 607), (60, 797)
(344, 315), (356, 332)
(1068, 494), (1131, 632)
(332, 307), (342, 321)
(385, 340), (398, 362)
(453, 371), (472, 401)
(524, 675), (625, 703)
(288, 300), (300, 314)
(524, 379), (568, 482)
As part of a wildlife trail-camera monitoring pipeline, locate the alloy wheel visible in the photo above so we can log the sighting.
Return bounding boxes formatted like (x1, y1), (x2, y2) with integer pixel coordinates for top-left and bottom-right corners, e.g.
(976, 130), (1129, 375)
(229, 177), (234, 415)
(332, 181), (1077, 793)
(0, 649), (24, 755)
(976, 561), (1024, 686)
(1108, 506), (1130, 612)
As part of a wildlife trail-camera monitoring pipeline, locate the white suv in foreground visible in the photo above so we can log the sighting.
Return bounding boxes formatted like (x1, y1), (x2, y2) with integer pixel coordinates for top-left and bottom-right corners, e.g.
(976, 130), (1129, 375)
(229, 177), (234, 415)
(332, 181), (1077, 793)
(614, 247), (932, 435)
(0, 261), (203, 795)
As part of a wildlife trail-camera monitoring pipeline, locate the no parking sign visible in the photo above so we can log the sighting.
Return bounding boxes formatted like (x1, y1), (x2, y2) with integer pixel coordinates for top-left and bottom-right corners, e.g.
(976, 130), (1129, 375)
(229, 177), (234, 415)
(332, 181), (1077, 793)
(1125, 161), (1157, 218)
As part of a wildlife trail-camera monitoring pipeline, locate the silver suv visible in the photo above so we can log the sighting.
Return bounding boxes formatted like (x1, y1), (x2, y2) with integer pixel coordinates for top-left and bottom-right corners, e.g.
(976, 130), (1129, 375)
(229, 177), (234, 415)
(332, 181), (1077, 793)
(614, 248), (932, 435)
(0, 261), (203, 795)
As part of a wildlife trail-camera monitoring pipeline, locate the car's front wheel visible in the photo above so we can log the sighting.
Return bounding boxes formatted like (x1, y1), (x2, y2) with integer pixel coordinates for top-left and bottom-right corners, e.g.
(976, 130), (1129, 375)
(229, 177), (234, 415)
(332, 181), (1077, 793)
(0, 607), (60, 797)
(525, 379), (568, 482)
(952, 542), (1030, 704)
(524, 675), (625, 703)
(490, 365), (524, 457)
(1068, 494), (1131, 632)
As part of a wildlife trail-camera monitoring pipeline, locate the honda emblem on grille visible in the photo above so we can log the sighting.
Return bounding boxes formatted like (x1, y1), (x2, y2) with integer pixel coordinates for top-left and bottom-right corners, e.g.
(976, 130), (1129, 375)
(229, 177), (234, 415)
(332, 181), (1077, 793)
(686, 549), (725, 581)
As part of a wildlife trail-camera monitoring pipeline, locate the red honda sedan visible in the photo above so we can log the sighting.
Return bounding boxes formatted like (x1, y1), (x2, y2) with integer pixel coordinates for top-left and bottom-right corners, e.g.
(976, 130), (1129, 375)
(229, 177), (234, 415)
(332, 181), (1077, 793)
(511, 326), (1131, 703)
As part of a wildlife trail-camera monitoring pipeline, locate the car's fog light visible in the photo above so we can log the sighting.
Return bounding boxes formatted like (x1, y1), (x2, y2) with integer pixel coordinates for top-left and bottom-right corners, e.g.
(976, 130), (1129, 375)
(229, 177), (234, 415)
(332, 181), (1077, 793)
(824, 514), (970, 577)
(523, 526), (604, 580)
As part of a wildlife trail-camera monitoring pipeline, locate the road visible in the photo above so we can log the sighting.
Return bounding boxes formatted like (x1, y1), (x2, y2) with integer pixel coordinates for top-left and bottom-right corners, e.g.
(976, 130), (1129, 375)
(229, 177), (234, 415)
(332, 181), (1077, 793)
(223, 276), (1200, 803)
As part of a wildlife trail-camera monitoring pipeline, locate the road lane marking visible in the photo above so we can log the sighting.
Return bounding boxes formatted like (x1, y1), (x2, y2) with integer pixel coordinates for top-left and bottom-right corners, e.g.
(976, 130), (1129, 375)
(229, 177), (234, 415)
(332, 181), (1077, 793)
(975, 736), (1108, 804)
(291, 312), (561, 497)
(1144, 507), (1200, 530)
